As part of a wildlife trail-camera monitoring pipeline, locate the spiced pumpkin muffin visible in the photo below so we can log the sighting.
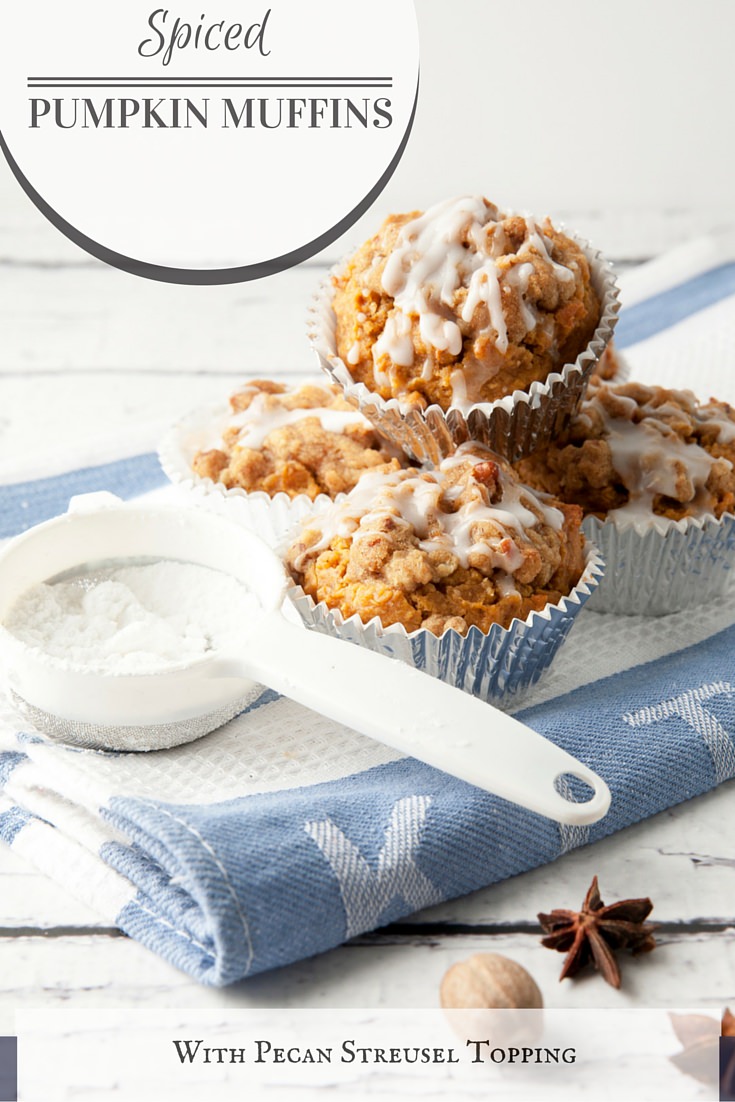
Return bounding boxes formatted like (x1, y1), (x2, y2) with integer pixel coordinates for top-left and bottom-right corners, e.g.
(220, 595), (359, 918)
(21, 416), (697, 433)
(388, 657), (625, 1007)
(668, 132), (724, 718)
(331, 195), (601, 412)
(514, 378), (735, 615)
(515, 378), (735, 523)
(286, 444), (586, 637)
(192, 379), (405, 501)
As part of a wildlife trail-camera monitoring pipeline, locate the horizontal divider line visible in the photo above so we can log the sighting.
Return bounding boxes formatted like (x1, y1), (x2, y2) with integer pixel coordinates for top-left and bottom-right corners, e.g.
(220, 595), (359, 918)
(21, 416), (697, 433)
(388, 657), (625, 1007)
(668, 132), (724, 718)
(28, 76), (393, 82)
(27, 83), (392, 90)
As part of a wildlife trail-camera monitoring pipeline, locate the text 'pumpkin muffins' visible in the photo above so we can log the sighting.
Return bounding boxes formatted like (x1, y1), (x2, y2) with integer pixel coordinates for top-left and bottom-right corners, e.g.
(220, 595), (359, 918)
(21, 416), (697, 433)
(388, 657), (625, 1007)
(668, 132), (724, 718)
(310, 195), (619, 463)
(516, 378), (735, 614)
(285, 445), (603, 703)
(159, 378), (409, 546)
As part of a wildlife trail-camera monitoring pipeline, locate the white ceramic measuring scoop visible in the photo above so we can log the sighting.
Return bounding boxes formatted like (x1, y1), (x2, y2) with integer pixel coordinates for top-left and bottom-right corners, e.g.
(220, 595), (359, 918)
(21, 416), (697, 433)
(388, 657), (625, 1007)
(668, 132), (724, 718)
(0, 495), (611, 825)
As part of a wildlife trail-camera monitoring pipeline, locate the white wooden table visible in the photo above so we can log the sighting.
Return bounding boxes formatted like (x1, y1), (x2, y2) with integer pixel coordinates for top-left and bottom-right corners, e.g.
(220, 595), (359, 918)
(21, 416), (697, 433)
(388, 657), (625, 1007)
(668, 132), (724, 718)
(1, 186), (734, 1031)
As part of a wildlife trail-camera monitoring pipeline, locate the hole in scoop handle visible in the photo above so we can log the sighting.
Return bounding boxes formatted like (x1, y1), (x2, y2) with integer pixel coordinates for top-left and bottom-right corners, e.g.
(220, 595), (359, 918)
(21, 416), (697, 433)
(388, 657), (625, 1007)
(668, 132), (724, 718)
(245, 613), (611, 826)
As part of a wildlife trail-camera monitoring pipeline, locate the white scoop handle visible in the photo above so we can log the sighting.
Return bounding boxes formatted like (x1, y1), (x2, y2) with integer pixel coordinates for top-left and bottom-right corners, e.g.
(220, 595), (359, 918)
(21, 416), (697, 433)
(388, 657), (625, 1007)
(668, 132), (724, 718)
(212, 611), (610, 826)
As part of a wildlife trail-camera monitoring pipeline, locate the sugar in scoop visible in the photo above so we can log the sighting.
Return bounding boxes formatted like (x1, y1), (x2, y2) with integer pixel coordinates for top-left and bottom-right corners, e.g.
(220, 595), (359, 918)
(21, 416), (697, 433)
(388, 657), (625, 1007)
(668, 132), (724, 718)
(0, 499), (611, 821)
(4, 559), (259, 674)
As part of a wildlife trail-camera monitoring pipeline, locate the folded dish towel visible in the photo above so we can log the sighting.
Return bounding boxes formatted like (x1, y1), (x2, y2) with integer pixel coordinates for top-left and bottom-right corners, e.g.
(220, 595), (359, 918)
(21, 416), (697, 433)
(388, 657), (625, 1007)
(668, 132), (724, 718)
(1, 237), (735, 986)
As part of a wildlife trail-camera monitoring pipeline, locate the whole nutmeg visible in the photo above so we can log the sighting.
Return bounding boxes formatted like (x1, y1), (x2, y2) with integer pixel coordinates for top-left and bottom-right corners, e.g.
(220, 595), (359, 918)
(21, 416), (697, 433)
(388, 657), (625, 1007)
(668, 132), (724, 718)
(440, 954), (544, 1050)
(440, 953), (543, 1010)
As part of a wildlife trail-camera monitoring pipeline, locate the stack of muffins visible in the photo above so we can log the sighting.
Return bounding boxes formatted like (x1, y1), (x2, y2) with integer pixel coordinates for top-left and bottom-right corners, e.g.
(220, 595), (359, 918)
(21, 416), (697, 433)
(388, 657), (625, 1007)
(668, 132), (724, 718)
(163, 194), (735, 702)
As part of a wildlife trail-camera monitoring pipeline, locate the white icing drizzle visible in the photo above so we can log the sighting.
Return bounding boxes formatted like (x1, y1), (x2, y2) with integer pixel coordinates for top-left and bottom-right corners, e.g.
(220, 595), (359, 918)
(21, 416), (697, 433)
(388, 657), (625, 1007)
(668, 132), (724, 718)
(449, 368), (469, 406)
(440, 448), (564, 532)
(496, 572), (520, 598)
(375, 196), (578, 378)
(462, 269), (507, 353)
(582, 385), (735, 522)
(228, 392), (370, 450)
(373, 311), (415, 375)
(420, 311), (463, 355)
(699, 403), (735, 443)
(524, 226), (576, 284)
(291, 445), (564, 578)
(504, 262), (538, 331)
(608, 421), (714, 515)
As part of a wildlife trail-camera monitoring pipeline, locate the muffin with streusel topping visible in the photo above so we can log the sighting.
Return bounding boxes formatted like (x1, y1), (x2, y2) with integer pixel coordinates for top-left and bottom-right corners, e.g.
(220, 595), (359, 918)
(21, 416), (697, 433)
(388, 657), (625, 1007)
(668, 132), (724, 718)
(192, 379), (405, 500)
(515, 377), (735, 613)
(159, 378), (412, 548)
(516, 377), (735, 523)
(333, 197), (600, 411)
(285, 445), (603, 702)
(311, 195), (619, 463)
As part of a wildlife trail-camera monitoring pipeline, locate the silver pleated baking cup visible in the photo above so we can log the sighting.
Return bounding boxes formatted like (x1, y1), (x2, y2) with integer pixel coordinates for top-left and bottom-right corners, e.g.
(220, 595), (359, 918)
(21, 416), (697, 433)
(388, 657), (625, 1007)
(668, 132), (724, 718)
(286, 546), (604, 707)
(158, 403), (339, 548)
(308, 234), (620, 465)
(582, 512), (735, 616)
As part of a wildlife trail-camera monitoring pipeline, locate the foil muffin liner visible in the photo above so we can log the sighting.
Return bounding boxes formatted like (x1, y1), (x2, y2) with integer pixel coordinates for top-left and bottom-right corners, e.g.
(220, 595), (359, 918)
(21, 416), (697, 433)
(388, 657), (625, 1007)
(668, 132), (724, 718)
(309, 233), (620, 465)
(583, 512), (735, 616)
(159, 402), (346, 548)
(286, 546), (604, 708)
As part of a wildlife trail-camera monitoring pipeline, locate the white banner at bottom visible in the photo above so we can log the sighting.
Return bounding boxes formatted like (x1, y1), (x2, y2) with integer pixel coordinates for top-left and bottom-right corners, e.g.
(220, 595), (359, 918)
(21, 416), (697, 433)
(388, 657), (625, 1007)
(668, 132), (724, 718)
(15, 1007), (726, 1101)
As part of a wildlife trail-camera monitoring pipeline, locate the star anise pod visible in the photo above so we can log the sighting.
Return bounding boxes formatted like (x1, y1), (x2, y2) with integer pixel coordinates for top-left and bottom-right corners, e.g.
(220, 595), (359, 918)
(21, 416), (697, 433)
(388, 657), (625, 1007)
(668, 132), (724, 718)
(537, 875), (657, 988)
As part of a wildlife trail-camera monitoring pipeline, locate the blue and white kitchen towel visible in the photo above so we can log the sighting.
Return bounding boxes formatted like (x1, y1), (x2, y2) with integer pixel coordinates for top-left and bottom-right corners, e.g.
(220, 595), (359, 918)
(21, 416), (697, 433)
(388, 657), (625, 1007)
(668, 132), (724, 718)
(2, 236), (735, 987)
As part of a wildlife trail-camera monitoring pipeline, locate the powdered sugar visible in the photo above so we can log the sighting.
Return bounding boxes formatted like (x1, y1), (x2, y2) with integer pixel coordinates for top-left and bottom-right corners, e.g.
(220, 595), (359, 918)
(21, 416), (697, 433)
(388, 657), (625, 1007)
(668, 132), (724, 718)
(4, 560), (259, 674)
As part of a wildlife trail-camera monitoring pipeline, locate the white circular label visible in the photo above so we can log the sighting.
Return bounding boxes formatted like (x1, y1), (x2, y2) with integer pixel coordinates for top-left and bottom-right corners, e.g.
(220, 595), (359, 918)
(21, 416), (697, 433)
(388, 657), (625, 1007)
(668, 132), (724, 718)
(0, 1), (419, 282)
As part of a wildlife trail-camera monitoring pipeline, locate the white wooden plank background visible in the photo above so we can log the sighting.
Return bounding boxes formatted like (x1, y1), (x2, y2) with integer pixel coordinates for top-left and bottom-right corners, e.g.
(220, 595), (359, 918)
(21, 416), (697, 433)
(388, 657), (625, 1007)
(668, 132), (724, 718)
(1, 160), (734, 1029)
